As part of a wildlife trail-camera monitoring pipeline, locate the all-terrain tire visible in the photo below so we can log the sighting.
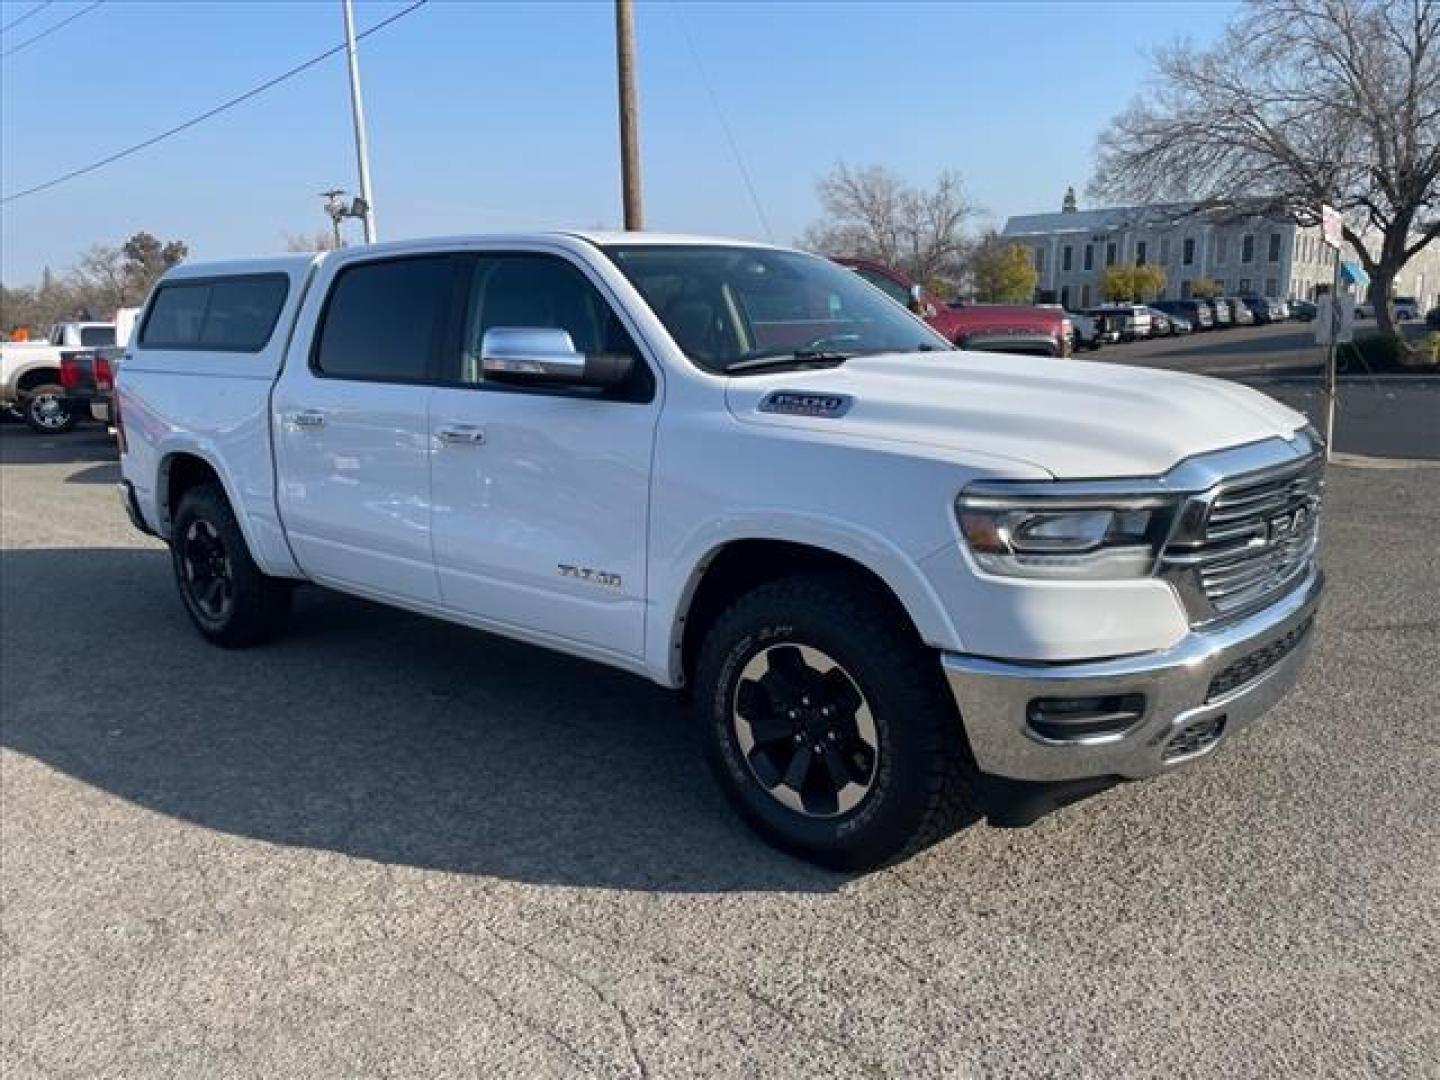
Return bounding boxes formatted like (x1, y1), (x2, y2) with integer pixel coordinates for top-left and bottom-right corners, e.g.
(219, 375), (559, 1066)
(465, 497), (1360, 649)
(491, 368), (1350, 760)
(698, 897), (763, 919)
(694, 573), (981, 870)
(171, 483), (292, 648)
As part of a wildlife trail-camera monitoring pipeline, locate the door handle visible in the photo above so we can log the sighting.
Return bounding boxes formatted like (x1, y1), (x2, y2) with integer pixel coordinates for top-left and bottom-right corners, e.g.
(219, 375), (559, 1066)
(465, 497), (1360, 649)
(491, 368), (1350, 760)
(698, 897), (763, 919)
(436, 424), (485, 445)
(289, 409), (326, 429)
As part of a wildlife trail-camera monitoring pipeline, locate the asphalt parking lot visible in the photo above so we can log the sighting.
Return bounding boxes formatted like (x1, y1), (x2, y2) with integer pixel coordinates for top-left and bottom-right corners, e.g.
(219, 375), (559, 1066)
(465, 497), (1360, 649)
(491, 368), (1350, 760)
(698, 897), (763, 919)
(1095, 320), (1439, 461)
(2, 423), (1437, 1079)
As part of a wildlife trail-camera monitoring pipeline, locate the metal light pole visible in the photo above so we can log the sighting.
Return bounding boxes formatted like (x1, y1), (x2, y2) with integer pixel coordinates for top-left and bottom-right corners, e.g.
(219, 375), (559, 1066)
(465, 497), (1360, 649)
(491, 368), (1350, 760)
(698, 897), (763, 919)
(341, 0), (378, 243)
(1323, 246), (1341, 461)
(615, 0), (643, 230)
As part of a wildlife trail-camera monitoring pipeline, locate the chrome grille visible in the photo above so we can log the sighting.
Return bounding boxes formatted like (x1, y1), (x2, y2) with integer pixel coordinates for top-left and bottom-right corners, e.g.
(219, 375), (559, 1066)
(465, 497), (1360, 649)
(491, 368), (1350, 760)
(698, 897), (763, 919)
(1164, 453), (1322, 624)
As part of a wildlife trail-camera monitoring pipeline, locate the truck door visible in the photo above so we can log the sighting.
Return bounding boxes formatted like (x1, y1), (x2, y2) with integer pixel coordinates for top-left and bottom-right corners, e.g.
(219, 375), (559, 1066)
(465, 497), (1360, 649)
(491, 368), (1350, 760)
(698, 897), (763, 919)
(427, 250), (659, 659)
(273, 254), (454, 604)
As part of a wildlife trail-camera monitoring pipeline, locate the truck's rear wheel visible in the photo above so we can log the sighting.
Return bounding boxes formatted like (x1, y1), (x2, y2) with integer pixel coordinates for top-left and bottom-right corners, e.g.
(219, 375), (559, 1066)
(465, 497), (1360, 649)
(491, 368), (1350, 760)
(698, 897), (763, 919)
(694, 574), (980, 870)
(22, 385), (77, 434)
(171, 483), (291, 648)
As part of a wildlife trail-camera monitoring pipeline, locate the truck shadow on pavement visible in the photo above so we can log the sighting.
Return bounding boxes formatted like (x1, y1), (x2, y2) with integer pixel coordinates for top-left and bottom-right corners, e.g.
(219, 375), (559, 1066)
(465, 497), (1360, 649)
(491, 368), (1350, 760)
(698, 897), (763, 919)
(0, 424), (116, 466)
(0, 545), (850, 894)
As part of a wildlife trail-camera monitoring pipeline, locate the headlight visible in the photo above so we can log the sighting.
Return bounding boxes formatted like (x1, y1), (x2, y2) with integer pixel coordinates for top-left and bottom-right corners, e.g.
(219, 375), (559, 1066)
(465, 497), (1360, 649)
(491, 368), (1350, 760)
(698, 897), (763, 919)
(956, 487), (1177, 580)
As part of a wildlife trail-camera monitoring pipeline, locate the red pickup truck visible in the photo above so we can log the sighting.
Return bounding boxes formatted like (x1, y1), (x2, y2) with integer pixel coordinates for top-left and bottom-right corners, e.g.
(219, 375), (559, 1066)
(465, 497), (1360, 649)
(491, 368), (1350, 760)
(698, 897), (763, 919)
(837, 258), (1072, 358)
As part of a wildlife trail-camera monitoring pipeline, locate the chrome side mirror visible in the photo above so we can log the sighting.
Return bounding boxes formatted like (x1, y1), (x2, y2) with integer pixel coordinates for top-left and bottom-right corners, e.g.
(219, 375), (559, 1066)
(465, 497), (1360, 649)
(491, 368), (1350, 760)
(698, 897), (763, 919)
(480, 327), (587, 382)
(479, 327), (636, 389)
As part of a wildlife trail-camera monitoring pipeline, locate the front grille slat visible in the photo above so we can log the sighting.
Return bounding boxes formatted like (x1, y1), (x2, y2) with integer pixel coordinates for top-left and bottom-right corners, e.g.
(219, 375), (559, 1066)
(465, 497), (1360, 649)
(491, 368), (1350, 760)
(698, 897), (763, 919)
(1163, 453), (1323, 623)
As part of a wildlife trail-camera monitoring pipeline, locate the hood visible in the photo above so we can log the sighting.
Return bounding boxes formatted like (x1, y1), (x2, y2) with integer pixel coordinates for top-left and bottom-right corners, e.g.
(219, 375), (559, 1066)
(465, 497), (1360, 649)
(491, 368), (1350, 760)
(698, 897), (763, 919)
(725, 351), (1310, 479)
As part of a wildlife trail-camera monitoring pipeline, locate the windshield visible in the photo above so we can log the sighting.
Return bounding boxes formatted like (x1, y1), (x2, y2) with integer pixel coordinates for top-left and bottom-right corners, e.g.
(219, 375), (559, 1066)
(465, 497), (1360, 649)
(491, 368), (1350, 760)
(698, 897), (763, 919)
(603, 245), (950, 374)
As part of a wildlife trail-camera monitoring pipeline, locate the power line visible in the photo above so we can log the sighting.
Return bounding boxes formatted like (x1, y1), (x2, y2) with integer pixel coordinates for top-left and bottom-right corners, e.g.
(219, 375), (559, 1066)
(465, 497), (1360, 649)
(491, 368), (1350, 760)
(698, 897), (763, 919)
(668, 0), (774, 241)
(1, 0), (428, 206)
(1, 0), (102, 59)
(1, 1), (55, 36)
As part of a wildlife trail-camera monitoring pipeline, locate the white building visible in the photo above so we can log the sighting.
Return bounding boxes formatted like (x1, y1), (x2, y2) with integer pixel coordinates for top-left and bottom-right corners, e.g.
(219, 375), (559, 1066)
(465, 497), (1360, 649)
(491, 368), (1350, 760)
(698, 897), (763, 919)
(1001, 203), (1438, 312)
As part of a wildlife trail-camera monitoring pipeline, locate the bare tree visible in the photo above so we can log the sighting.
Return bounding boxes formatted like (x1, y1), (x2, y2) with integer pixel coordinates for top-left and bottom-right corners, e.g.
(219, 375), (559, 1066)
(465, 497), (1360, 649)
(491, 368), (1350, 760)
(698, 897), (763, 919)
(71, 231), (187, 313)
(800, 163), (979, 291)
(1091, 0), (1440, 337)
(284, 231), (342, 252)
(73, 246), (132, 315)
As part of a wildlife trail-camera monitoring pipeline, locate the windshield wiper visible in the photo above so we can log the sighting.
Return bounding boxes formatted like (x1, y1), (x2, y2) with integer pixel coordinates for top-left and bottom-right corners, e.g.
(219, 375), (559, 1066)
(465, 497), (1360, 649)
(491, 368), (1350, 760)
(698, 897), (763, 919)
(722, 350), (852, 374)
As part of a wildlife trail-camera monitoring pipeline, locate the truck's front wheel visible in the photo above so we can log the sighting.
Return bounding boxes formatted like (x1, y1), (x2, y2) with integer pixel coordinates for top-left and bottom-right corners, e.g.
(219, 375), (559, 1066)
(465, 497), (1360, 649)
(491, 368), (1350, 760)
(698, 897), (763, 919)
(171, 484), (292, 648)
(695, 575), (980, 870)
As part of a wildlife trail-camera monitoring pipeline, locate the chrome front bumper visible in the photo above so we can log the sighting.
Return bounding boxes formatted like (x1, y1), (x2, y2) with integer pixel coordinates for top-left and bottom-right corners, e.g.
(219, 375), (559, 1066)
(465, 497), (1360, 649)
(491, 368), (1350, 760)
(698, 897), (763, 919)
(942, 569), (1323, 782)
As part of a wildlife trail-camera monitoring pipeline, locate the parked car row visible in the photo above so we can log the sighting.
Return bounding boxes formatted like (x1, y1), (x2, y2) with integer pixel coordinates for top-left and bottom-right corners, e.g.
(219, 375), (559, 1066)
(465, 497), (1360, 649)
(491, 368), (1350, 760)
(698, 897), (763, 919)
(0, 310), (138, 433)
(1356, 296), (1423, 321)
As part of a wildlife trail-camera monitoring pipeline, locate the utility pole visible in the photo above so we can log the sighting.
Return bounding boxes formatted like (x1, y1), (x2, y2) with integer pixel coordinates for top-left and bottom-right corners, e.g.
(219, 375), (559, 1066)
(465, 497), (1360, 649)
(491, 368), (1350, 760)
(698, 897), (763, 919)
(614, 0), (643, 230)
(321, 189), (349, 249)
(341, 0), (378, 243)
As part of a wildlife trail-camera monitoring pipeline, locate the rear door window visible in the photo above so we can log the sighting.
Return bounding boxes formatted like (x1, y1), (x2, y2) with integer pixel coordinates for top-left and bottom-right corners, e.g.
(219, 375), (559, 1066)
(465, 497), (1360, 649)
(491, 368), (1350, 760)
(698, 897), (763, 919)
(79, 326), (116, 347)
(139, 275), (289, 352)
(313, 256), (453, 382)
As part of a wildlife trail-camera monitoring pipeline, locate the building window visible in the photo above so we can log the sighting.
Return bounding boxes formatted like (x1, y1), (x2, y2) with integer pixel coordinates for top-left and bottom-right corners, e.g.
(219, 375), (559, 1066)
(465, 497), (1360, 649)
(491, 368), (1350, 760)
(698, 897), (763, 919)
(1062, 245), (1073, 272)
(1268, 233), (1281, 262)
(1084, 244), (1094, 271)
(1242, 234), (1255, 263)
(1081, 284), (1092, 306)
(1213, 278), (1225, 292)
(1239, 277), (1252, 294)
(1034, 246), (1046, 273)
(1180, 279), (1192, 299)
(1160, 237), (1171, 264)
(1265, 277), (1278, 296)
(1183, 238), (1195, 266)
(1136, 240), (1148, 265)
(1060, 285), (1071, 307)
(1105, 242), (1117, 267)
(1215, 236), (1228, 265)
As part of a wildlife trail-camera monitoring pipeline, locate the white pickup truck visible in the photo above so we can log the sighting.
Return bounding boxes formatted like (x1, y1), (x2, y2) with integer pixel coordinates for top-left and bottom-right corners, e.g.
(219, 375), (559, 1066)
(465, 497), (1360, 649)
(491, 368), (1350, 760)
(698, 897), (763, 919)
(116, 233), (1324, 868)
(1, 320), (117, 432)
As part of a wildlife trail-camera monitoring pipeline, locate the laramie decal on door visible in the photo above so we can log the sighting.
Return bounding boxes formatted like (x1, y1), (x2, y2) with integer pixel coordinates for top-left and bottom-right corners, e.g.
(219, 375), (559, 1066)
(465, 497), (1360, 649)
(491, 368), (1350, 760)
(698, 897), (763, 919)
(559, 564), (623, 589)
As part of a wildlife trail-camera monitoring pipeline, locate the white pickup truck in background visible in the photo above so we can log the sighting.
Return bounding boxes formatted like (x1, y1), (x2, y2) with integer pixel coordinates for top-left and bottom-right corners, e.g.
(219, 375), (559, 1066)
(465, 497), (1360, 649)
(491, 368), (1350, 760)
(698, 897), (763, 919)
(1, 319), (117, 432)
(115, 233), (1325, 868)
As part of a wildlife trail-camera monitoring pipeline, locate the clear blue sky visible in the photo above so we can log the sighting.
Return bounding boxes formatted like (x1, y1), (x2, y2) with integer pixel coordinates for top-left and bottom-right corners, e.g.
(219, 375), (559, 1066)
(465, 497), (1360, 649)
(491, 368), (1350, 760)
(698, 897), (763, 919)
(0, 0), (1235, 283)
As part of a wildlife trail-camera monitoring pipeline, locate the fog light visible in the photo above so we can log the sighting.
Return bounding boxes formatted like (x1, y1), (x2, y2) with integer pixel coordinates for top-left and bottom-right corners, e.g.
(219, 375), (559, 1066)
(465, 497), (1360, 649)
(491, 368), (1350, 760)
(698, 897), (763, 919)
(1026, 693), (1146, 742)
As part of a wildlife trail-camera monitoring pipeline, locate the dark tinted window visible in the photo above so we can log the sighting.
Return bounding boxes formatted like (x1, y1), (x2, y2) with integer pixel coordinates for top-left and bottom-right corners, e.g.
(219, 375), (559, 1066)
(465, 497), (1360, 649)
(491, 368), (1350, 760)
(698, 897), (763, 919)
(80, 326), (116, 347)
(200, 278), (290, 349)
(142, 284), (210, 347)
(314, 257), (452, 381)
(140, 275), (289, 351)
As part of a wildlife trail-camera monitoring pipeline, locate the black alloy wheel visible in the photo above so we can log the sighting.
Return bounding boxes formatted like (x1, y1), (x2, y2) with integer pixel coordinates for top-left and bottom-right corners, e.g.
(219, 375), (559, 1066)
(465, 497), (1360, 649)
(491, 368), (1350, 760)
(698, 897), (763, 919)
(179, 517), (234, 625)
(732, 643), (879, 818)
